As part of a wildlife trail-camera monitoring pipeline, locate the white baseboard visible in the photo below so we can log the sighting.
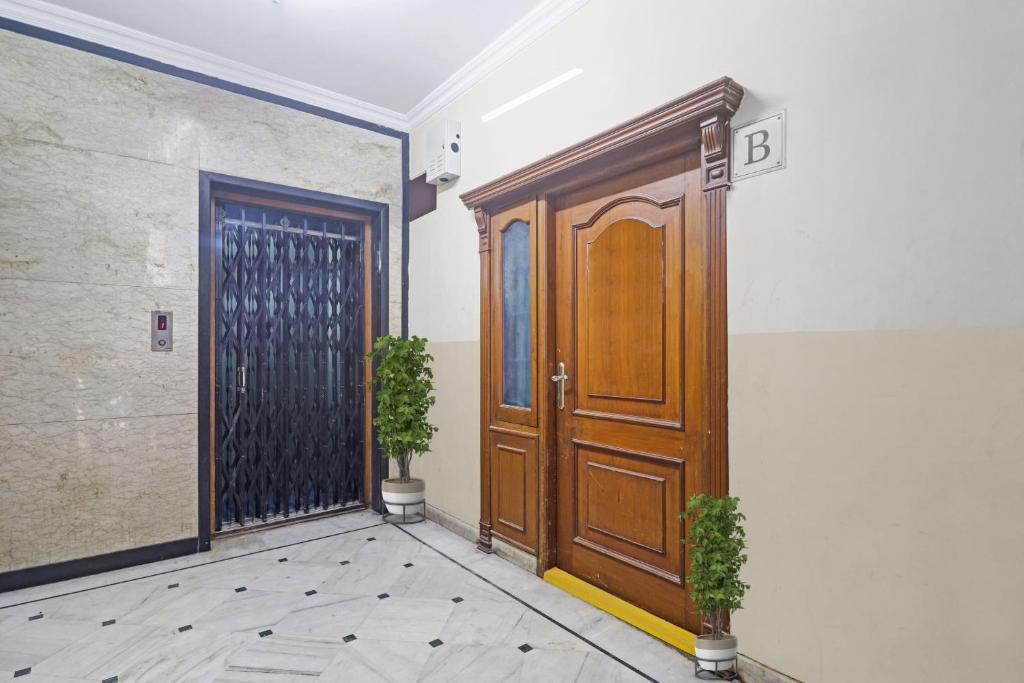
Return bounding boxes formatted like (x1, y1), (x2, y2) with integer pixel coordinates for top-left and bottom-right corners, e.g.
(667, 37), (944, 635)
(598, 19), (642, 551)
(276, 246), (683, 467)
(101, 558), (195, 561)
(423, 504), (537, 574)
(738, 653), (803, 683)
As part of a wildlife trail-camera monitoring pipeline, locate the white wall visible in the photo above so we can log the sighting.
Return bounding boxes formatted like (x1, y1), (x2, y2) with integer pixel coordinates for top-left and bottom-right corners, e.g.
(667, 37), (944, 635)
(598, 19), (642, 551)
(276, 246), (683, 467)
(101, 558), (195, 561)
(412, 0), (1024, 339)
(408, 1), (1024, 681)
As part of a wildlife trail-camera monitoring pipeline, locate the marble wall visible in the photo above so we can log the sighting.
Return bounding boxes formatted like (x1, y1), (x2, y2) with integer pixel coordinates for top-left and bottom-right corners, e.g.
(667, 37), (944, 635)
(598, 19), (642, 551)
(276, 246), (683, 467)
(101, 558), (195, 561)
(0, 28), (404, 573)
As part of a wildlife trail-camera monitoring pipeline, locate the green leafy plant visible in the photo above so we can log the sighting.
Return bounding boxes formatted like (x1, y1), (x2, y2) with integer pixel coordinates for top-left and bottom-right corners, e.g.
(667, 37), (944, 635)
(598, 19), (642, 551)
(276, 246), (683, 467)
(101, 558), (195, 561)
(367, 335), (438, 483)
(682, 494), (750, 639)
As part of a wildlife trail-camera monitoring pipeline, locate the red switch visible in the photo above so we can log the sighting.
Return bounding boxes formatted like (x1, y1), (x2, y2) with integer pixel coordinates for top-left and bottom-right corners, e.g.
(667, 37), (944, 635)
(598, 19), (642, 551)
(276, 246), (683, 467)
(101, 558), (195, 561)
(158, 315), (167, 330)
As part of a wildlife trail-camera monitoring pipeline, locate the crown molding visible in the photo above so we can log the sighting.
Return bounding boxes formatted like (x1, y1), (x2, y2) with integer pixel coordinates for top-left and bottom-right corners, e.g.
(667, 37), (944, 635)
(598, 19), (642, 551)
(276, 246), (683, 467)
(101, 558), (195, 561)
(0, 0), (592, 135)
(0, 0), (409, 132)
(460, 77), (745, 209)
(404, 0), (592, 129)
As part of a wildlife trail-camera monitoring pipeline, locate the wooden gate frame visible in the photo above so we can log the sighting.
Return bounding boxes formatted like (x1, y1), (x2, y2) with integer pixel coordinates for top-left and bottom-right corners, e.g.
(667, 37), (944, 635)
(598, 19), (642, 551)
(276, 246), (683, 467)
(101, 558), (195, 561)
(197, 172), (391, 550)
(459, 77), (744, 571)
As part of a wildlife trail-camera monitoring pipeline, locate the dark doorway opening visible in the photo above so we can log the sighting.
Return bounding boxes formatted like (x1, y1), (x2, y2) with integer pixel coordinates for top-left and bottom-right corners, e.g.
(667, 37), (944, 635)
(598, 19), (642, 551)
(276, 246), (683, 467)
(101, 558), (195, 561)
(199, 173), (389, 548)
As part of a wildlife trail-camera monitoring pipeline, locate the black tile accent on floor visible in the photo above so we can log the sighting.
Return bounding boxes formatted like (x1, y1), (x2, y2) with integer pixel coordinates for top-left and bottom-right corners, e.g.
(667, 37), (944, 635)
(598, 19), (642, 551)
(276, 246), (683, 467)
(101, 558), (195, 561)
(518, 643), (533, 653)
(178, 624), (192, 632)
(377, 593), (389, 600)
(13, 668), (30, 678)
(102, 619), (115, 626)
(429, 639), (443, 648)
(366, 537), (376, 542)
(28, 613), (43, 621)
(3, 517), (662, 683)
(393, 525), (659, 683)
(235, 586), (247, 592)
(278, 558), (288, 563)
(167, 583), (179, 589)
(305, 590), (317, 596)
(403, 562), (414, 568)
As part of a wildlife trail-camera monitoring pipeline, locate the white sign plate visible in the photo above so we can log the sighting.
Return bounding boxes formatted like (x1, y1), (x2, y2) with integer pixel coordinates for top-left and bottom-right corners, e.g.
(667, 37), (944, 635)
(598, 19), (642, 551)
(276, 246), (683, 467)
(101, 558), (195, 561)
(731, 111), (786, 181)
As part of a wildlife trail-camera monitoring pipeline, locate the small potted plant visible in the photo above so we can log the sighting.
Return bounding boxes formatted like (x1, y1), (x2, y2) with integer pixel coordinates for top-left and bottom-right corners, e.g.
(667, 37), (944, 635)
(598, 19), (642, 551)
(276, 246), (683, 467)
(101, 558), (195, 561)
(682, 494), (750, 677)
(368, 335), (438, 519)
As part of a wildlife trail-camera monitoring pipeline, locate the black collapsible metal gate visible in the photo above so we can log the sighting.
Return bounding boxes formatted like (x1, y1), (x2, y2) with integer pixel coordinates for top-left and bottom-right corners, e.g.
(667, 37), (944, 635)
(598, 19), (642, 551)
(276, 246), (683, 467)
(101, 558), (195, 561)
(214, 196), (368, 530)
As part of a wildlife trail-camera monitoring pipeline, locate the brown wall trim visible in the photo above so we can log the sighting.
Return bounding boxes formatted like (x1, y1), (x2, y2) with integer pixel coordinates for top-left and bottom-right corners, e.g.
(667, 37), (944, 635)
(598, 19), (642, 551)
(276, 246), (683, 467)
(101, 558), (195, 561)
(409, 173), (438, 221)
(475, 207), (494, 552)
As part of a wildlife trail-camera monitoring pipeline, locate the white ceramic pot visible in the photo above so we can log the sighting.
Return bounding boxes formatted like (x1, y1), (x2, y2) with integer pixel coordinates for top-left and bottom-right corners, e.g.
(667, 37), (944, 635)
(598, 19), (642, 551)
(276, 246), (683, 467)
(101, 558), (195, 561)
(381, 478), (425, 515)
(694, 634), (737, 672)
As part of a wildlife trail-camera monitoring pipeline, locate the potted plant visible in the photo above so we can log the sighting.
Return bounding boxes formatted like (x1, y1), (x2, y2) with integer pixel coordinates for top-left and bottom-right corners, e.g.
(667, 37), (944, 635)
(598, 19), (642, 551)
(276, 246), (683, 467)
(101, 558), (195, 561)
(682, 494), (750, 676)
(368, 335), (438, 518)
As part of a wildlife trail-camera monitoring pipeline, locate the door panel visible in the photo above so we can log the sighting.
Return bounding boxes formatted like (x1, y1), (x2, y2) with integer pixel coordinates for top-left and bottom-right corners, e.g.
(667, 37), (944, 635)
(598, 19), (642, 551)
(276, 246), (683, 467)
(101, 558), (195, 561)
(573, 200), (683, 428)
(583, 218), (665, 402)
(214, 196), (369, 530)
(573, 440), (683, 583)
(489, 429), (538, 551)
(555, 154), (706, 631)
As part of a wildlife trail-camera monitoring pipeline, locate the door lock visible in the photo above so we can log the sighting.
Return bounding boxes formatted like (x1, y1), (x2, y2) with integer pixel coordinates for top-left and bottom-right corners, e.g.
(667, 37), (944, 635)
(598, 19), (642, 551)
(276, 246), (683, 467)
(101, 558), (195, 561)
(237, 365), (248, 394)
(551, 362), (569, 410)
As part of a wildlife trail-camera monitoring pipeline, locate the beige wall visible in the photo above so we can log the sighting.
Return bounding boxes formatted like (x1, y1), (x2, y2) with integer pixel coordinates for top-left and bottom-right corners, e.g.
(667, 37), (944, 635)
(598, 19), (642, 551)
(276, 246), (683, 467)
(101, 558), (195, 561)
(0, 28), (403, 573)
(416, 341), (481, 527)
(730, 327), (1024, 681)
(408, 1), (1024, 681)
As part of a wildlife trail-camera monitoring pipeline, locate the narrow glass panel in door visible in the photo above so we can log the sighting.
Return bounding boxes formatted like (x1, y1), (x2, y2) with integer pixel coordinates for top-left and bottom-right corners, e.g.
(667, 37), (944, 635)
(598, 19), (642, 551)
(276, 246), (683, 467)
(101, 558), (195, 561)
(501, 219), (531, 408)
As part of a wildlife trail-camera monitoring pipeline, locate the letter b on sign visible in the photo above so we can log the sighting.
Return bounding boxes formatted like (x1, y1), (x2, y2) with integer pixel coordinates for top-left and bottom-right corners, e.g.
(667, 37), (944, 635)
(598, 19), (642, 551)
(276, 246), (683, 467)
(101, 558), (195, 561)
(731, 112), (785, 181)
(745, 130), (771, 164)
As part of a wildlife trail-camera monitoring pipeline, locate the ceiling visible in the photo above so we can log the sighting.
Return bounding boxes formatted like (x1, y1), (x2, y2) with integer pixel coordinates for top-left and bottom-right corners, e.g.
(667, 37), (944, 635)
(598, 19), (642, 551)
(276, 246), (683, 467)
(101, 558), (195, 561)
(1, 0), (586, 129)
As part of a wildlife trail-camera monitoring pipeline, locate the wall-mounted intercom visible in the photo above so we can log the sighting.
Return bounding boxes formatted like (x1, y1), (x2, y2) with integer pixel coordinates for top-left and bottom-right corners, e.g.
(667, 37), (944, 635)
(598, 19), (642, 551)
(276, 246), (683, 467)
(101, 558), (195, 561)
(151, 310), (173, 351)
(426, 119), (461, 186)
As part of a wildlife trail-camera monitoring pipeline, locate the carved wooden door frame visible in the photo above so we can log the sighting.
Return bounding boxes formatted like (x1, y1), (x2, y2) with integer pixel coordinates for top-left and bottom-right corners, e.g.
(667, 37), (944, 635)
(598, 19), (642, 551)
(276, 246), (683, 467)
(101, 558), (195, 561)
(461, 77), (744, 571)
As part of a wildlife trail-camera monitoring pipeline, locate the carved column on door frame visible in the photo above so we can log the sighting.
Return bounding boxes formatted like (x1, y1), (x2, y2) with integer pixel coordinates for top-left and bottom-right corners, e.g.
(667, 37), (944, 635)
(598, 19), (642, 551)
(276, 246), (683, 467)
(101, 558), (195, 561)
(700, 114), (731, 499)
(475, 207), (495, 552)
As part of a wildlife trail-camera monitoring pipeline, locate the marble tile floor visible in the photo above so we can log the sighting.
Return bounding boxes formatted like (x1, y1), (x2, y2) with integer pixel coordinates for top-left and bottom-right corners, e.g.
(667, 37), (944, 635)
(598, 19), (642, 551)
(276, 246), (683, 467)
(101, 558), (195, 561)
(0, 511), (702, 682)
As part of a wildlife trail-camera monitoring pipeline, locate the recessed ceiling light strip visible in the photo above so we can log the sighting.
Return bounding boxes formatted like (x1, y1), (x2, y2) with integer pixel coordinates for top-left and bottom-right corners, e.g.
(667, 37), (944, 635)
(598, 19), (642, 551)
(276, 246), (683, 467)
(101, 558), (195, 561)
(481, 67), (583, 123)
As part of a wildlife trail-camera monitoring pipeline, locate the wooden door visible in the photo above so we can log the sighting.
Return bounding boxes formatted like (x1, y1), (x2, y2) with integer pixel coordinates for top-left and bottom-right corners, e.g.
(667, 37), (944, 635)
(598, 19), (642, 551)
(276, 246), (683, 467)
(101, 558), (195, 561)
(554, 153), (707, 631)
(487, 201), (540, 553)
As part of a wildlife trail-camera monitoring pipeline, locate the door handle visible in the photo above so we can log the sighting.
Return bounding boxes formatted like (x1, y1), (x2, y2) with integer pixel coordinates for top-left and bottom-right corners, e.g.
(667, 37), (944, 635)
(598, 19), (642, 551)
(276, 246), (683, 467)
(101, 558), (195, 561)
(237, 365), (247, 394)
(551, 362), (569, 410)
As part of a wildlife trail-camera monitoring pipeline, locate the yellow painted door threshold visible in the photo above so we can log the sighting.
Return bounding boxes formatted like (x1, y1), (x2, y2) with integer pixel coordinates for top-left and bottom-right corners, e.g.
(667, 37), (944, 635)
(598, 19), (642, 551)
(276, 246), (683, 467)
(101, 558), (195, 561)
(543, 568), (697, 656)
